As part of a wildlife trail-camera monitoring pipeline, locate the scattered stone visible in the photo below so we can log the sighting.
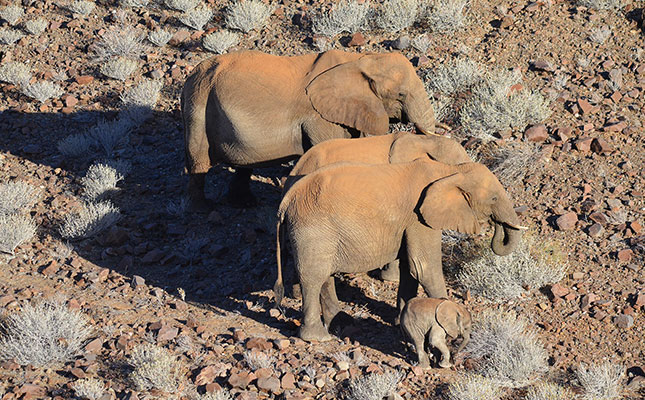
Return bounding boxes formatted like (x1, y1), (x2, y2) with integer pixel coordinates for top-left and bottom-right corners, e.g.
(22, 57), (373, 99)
(572, 272), (584, 280)
(392, 35), (410, 50)
(580, 293), (597, 309)
(281, 372), (296, 390)
(591, 138), (613, 154)
(348, 32), (366, 47)
(614, 314), (634, 329)
(635, 293), (645, 307)
(169, 29), (190, 46)
(157, 325), (178, 342)
(85, 338), (103, 353)
(228, 371), (256, 389)
(532, 59), (555, 72)
(273, 338), (290, 351)
(577, 98), (596, 114)
(524, 124), (548, 142)
(588, 223), (604, 237)
(608, 68), (622, 88)
(550, 283), (569, 298)
(257, 376), (281, 393)
(195, 365), (218, 386)
(574, 137), (593, 152)
(617, 249), (633, 262)
(589, 212), (609, 225)
(233, 329), (246, 342)
(246, 337), (272, 351)
(75, 75), (93, 85)
(336, 360), (349, 371)
(556, 212), (577, 231)
(131, 275), (145, 288)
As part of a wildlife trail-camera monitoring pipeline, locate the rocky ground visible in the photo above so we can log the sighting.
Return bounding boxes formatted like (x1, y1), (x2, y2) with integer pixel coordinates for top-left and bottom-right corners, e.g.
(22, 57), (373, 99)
(0, 0), (644, 399)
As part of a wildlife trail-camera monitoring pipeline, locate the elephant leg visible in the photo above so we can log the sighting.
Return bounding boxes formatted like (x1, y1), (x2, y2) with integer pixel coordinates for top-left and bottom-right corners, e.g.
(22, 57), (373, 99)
(406, 225), (448, 298)
(320, 277), (341, 327)
(299, 278), (333, 342)
(430, 325), (452, 368)
(227, 167), (256, 207)
(396, 257), (418, 325)
(410, 331), (430, 369)
(187, 172), (211, 212)
(379, 259), (400, 282)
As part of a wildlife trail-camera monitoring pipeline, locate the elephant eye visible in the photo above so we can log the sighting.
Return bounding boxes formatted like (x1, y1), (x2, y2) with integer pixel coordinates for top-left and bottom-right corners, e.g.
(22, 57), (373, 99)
(491, 196), (498, 202)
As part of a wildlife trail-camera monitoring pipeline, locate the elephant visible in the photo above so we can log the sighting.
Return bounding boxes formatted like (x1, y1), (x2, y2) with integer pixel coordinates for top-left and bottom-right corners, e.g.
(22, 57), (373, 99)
(181, 49), (439, 209)
(400, 297), (472, 368)
(273, 158), (525, 342)
(281, 131), (472, 294)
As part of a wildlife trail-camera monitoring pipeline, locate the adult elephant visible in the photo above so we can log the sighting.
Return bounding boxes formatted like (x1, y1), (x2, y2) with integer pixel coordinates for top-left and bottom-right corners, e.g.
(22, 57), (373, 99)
(274, 158), (526, 342)
(181, 49), (439, 208)
(281, 131), (473, 291)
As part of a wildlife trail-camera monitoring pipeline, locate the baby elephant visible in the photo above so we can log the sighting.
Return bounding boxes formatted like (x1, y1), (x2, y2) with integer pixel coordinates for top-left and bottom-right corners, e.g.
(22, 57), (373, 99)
(400, 298), (472, 368)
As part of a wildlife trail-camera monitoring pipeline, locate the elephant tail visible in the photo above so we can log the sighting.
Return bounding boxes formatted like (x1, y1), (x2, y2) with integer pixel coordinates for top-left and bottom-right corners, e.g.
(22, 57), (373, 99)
(273, 213), (286, 313)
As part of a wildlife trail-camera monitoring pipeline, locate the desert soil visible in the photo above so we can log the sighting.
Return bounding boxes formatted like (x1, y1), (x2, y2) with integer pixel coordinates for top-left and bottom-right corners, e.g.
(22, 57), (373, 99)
(0, 0), (644, 399)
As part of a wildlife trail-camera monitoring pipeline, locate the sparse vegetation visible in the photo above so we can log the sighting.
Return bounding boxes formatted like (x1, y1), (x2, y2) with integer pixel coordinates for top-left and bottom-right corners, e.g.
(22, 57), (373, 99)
(243, 350), (276, 371)
(225, 0), (272, 33)
(203, 30), (240, 54)
(148, 29), (173, 47)
(446, 373), (502, 400)
(23, 18), (48, 35)
(93, 26), (148, 61)
(411, 34), (431, 54)
(0, 181), (39, 216)
(179, 4), (213, 30)
(59, 201), (121, 240)
(576, 362), (624, 400)
(22, 81), (64, 102)
(375, 0), (419, 32)
(100, 56), (139, 80)
(58, 133), (95, 158)
(0, 5), (24, 25)
(422, 0), (469, 32)
(129, 343), (180, 393)
(81, 163), (124, 201)
(0, 299), (92, 367)
(458, 236), (566, 301)
(526, 382), (574, 400)
(0, 214), (36, 255)
(86, 117), (132, 157)
(72, 378), (106, 400)
(312, 0), (370, 37)
(64, 0), (95, 16)
(577, 0), (623, 10)
(120, 79), (163, 123)
(164, 0), (199, 12)
(197, 390), (234, 400)
(121, 0), (150, 7)
(0, 28), (24, 45)
(0, 61), (31, 86)
(347, 370), (403, 400)
(487, 142), (542, 187)
(460, 68), (551, 141)
(425, 58), (483, 96)
(589, 26), (611, 44)
(464, 310), (548, 387)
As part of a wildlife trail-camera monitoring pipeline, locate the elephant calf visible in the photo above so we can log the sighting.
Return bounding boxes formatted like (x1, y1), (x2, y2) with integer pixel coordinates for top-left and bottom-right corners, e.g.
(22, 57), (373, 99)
(400, 297), (471, 368)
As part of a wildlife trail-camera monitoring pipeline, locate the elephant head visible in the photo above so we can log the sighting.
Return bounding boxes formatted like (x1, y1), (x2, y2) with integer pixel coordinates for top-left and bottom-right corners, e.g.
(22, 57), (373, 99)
(419, 163), (526, 257)
(388, 133), (473, 165)
(436, 301), (472, 355)
(306, 52), (437, 136)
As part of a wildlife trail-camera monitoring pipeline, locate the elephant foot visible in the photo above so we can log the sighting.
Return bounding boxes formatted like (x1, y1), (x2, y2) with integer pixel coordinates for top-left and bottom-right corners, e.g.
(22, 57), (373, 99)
(226, 187), (257, 208)
(379, 262), (400, 282)
(418, 359), (431, 369)
(439, 359), (453, 369)
(299, 324), (333, 342)
(187, 195), (214, 214)
(327, 311), (354, 336)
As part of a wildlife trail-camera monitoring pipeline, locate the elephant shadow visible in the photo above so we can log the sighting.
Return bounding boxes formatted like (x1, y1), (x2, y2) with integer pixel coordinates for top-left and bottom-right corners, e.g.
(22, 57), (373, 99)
(2, 107), (415, 360)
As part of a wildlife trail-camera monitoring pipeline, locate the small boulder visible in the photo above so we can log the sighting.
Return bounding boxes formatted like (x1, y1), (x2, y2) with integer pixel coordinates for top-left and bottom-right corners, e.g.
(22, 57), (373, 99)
(556, 212), (577, 231)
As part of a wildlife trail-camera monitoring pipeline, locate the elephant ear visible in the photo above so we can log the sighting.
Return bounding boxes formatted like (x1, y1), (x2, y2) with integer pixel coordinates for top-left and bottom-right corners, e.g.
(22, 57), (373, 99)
(419, 173), (480, 234)
(436, 301), (461, 338)
(306, 60), (389, 135)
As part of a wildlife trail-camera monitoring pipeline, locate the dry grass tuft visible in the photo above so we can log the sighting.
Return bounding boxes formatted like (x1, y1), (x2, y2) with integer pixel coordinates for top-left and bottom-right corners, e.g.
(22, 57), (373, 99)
(526, 381), (574, 400)
(22, 81), (64, 102)
(23, 18), (48, 35)
(203, 30), (240, 54)
(225, 0), (272, 33)
(121, 0), (150, 7)
(72, 378), (106, 400)
(0, 214), (36, 255)
(577, 0), (623, 10)
(447, 373), (503, 400)
(576, 361), (624, 400)
(425, 58), (483, 96)
(100, 57), (139, 81)
(164, 0), (199, 12)
(0, 181), (39, 216)
(179, 4), (213, 30)
(129, 343), (181, 393)
(81, 163), (124, 201)
(0, 61), (31, 86)
(58, 133), (95, 159)
(458, 235), (566, 301)
(375, 0), (419, 33)
(148, 29), (173, 47)
(0, 5), (24, 25)
(59, 201), (121, 241)
(93, 26), (148, 61)
(312, 0), (370, 37)
(347, 370), (403, 400)
(422, 0), (469, 32)
(464, 310), (548, 387)
(243, 350), (276, 371)
(0, 29), (24, 45)
(64, 0), (95, 16)
(0, 299), (93, 367)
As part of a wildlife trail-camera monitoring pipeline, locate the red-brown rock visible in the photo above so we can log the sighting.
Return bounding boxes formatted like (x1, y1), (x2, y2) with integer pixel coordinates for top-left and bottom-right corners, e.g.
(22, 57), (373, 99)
(75, 75), (94, 85)
(246, 337), (272, 351)
(617, 249), (633, 262)
(556, 212), (577, 231)
(257, 376), (281, 393)
(228, 371), (256, 389)
(574, 137), (593, 152)
(195, 365), (217, 386)
(348, 32), (365, 46)
(591, 137), (613, 154)
(524, 124), (548, 142)
(550, 284), (569, 298)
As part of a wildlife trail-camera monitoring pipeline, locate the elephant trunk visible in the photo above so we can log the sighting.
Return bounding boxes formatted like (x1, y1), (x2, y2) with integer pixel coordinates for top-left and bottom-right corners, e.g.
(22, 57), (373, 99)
(404, 85), (436, 135)
(490, 197), (523, 256)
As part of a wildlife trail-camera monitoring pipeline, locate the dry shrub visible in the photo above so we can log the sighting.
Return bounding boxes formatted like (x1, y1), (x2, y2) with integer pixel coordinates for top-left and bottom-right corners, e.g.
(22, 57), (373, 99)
(72, 378), (106, 400)
(100, 57), (139, 81)
(243, 350), (276, 371)
(129, 343), (181, 393)
(93, 26), (148, 61)
(64, 0), (95, 16)
(148, 29), (173, 47)
(23, 18), (48, 35)
(422, 0), (469, 32)
(346, 370), (403, 400)
(22, 81), (63, 102)
(0, 181), (39, 216)
(526, 381), (574, 400)
(576, 362), (624, 400)
(464, 310), (548, 387)
(203, 30), (239, 54)
(0, 29), (24, 45)
(447, 373), (502, 400)
(225, 0), (272, 33)
(59, 201), (121, 241)
(375, 0), (419, 32)
(179, 4), (213, 30)
(0, 5), (24, 25)
(0, 214), (36, 255)
(0, 61), (31, 86)
(81, 163), (124, 201)
(0, 300), (92, 367)
(312, 0), (370, 37)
